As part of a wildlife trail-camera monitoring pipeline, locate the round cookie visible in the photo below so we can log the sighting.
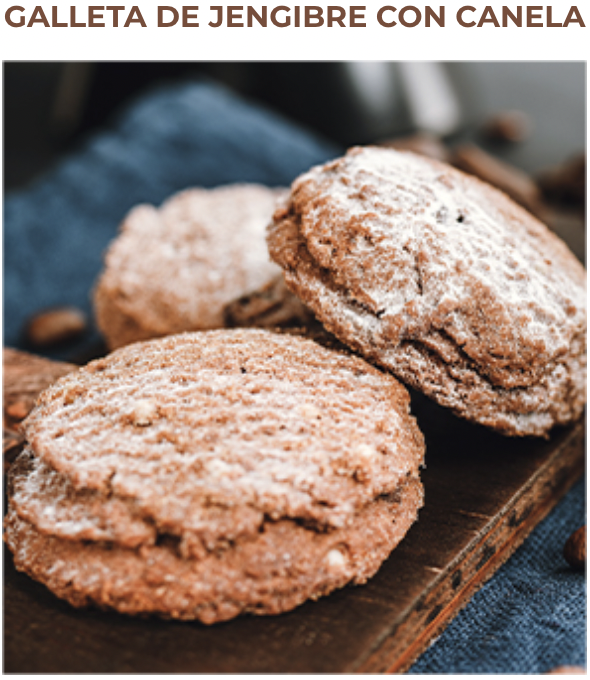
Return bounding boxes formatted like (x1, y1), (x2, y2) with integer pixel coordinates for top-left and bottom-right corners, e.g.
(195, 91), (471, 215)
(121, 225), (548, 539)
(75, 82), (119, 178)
(6, 329), (425, 622)
(94, 184), (285, 350)
(268, 147), (586, 437)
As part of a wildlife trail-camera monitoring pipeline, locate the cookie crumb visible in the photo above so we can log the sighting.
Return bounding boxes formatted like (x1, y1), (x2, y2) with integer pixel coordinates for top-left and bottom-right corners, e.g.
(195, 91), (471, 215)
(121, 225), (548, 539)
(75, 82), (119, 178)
(132, 399), (158, 427)
(25, 307), (87, 347)
(482, 110), (532, 143)
(297, 403), (322, 420)
(6, 401), (29, 421)
(326, 548), (347, 570)
(356, 444), (377, 459)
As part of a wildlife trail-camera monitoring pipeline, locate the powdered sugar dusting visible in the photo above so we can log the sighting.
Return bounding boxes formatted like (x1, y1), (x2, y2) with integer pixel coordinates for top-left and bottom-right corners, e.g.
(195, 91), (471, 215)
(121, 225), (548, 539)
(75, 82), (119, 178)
(268, 147), (586, 436)
(300, 149), (584, 362)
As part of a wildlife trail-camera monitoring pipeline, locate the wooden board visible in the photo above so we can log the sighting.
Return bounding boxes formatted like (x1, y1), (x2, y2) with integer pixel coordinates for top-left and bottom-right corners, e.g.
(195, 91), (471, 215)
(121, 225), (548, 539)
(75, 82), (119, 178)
(3, 348), (585, 673)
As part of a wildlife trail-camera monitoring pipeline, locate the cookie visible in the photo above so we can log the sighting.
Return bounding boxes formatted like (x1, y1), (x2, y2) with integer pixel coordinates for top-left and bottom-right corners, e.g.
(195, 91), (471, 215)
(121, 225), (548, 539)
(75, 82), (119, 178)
(268, 147), (586, 437)
(94, 185), (285, 350)
(6, 329), (424, 622)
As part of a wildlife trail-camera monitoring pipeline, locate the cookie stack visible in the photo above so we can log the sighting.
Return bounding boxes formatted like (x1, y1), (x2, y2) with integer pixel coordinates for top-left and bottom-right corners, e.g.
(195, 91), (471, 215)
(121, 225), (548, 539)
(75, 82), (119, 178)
(5, 146), (586, 623)
(6, 330), (424, 623)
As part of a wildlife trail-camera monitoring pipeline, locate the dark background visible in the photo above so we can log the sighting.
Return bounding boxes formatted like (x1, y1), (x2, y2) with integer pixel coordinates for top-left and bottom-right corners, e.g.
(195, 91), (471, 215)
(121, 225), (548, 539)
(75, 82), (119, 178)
(4, 61), (586, 191)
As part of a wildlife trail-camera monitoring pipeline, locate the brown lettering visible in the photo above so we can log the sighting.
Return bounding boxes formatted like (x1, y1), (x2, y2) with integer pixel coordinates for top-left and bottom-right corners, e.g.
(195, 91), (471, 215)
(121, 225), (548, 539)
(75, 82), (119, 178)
(399, 5), (421, 26)
(377, 6), (396, 27)
(305, 6), (323, 26)
(89, 6), (105, 27)
(526, 5), (542, 27)
(124, 6), (146, 27)
(350, 5), (366, 26)
(227, 6), (243, 26)
(5, 6), (24, 27)
(270, 6), (290, 26)
(158, 6), (179, 26)
(502, 6), (521, 26)
(52, 5), (67, 26)
(27, 5), (49, 26)
(425, 6), (444, 27)
(327, 6), (345, 26)
(457, 5), (475, 27)
(106, 6), (125, 27)
(183, 6), (199, 26)
(209, 6), (222, 26)
(478, 6), (499, 27)
(70, 6), (86, 26)
(247, 5), (266, 26)
(564, 6), (585, 26)
(546, 6), (562, 27)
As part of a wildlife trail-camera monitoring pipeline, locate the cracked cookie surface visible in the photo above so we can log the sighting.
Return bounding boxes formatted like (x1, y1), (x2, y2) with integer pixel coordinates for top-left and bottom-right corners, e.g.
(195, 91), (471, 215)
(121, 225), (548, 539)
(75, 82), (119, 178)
(268, 147), (586, 437)
(6, 329), (424, 622)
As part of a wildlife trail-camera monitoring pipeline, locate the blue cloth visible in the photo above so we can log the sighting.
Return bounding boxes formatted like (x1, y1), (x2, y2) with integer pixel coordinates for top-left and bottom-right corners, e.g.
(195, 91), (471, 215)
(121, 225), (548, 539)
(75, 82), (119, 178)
(4, 80), (340, 358)
(3, 80), (586, 673)
(408, 477), (586, 674)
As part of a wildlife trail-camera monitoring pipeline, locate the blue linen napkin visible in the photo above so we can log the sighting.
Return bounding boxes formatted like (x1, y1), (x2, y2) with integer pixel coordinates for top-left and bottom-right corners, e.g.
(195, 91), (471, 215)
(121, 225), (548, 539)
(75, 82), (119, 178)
(408, 477), (586, 674)
(4, 80), (340, 358)
(3, 79), (585, 673)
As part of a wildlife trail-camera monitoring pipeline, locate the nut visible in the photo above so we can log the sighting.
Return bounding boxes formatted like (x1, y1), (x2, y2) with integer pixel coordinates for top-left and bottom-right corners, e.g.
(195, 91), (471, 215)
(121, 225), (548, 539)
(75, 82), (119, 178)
(483, 110), (532, 143)
(5, 401), (30, 421)
(132, 399), (158, 427)
(326, 548), (347, 571)
(26, 307), (87, 347)
(546, 666), (586, 675)
(563, 526), (586, 570)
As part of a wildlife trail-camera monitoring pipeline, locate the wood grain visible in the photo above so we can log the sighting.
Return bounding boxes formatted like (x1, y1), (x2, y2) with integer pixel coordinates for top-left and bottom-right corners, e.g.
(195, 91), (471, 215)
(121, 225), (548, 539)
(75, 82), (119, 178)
(2, 348), (585, 673)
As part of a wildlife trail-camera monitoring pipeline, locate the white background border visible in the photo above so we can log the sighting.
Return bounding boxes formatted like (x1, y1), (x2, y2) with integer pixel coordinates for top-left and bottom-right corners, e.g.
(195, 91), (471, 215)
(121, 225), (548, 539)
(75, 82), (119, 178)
(0, 2), (589, 60)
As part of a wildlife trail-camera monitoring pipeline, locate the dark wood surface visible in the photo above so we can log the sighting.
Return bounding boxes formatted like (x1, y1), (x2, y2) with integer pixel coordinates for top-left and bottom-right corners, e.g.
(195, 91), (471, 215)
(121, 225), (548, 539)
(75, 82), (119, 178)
(3, 348), (585, 673)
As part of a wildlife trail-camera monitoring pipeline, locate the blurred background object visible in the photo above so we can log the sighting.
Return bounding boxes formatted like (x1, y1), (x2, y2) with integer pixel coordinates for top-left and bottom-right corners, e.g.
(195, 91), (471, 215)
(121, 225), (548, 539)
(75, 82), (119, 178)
(4, 61), (585, 261)
(4, 61), (585, 185)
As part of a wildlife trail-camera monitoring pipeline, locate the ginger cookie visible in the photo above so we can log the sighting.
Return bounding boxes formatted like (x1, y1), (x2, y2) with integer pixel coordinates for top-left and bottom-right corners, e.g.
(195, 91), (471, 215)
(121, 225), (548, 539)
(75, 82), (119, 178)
(5, 329), (424, 622)
(94, 185), (285, 350)
(268, 147), (586, 437)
